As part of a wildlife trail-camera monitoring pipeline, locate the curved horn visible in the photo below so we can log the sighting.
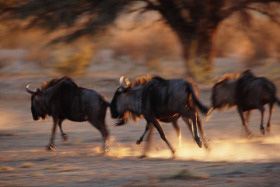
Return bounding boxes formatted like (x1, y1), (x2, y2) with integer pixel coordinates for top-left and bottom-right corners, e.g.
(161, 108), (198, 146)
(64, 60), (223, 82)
(25, 84), (36, 95)
(119, 76), (126, 86)
(119, 76), (124, 84)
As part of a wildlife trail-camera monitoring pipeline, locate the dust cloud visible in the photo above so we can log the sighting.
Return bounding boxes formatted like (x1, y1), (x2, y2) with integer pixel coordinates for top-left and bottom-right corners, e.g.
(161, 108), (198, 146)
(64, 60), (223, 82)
(93, 134), (280, 162)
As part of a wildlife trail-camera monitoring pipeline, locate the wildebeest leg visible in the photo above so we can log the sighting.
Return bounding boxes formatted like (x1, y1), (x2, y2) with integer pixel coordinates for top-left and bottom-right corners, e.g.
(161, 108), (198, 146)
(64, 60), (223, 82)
(90, 118), (109, 153)
(266, 103), (274, 133)
(182, 117), (194, 139)
(245, 110), (251, 124)
(171, 120), (181, 147)
(47, 118), (58, 150)
(240, 111), (251, 137)
(259, 106), (265, 135)
(147, 117), (175, 156)
(98, 121), (109, 153)
(196, 116), (209, 149)
(100, 123), (109, 153)
(237, 107), (252, 137)
(139, 123), (154, 159)
(58, 119), (68, 141)
(136, 123), (149, 145)
(182, 110), (202, 148)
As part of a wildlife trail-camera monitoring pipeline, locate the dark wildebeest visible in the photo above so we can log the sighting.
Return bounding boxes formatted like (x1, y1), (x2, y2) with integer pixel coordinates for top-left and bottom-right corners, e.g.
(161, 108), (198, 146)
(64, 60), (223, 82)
(110, 76), (209, 158)
(25, 77), (109, 152)
(211, 70), (280, 136)
(115, 76), (209, 150)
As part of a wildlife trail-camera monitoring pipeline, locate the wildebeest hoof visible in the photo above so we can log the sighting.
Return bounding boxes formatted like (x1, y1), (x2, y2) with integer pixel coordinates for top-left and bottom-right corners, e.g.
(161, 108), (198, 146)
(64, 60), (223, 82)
(260, 127), (265, 135)
(171, 151), (176, 159)
(62, 134), (68, 141)
(203, 138), (210, 149)
(102, 148), (109, 155)
(204, 142), (209, 149)
(138, 155), (146, 159)
(266, 127), (271, 133)
(195, 138), (202, 148)
(136, 139), (142, 145)
(247, 132), (253, 139)
(46, 144), (55, 151)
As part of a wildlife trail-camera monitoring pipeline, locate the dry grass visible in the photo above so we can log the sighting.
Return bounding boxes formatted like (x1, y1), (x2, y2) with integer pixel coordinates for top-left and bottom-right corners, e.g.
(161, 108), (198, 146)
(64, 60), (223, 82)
(32, 172), (44, 177)
(207, 162), (231, 167)
(44, 165), (59, 170)
(53, 44), (94, 75)
(59, 166), (80, 172)
(161, 169), (209, 180)
(43, 164), (80, 172)
(20, 162), (34, 168)
(0, 166), (15, 172)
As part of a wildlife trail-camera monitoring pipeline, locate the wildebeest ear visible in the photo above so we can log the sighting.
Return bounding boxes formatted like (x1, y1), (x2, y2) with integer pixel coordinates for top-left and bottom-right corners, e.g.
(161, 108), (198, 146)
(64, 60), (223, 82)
(213, 75), (219, 82)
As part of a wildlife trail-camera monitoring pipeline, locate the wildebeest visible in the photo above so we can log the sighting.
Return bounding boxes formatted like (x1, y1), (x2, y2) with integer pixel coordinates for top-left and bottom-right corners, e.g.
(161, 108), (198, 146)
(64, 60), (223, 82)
(211, 70), (280, 136)
(115, 76), (209, 149)
(25, 77), (109, 152)
(110, 76), (209, 158)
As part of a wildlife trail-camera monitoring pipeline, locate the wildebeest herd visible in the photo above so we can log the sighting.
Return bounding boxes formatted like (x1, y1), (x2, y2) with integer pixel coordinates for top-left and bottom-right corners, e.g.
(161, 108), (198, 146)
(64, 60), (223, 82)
(25, 70), (280, 158)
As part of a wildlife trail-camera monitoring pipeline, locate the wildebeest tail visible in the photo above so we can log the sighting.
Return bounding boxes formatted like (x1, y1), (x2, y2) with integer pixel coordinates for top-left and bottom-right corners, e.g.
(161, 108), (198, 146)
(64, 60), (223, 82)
(187, 84), (209, 114)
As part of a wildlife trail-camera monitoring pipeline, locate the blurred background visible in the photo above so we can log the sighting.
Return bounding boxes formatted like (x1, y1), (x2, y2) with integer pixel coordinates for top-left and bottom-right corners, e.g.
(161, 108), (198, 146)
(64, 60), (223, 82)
(0, 0), (279, 82)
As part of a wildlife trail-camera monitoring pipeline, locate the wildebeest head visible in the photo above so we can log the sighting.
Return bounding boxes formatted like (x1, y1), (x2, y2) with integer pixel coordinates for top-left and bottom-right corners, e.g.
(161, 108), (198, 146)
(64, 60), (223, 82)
(211, 74), (238, 109)
(26, 85), (49, 120)
(111, 75), (152, 126)
(110, 76), (132, 119)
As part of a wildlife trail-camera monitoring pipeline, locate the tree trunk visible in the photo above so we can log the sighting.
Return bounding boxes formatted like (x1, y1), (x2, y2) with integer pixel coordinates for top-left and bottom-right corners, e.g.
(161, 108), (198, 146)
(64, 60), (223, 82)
(180, 29), (217, 82)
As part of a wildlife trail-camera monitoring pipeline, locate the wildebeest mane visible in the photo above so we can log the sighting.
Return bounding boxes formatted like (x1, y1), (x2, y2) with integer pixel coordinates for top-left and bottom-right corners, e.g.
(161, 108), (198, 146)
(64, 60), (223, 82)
(130, 75), (152, 88)
(37, 77), (81, 119)
(40, 77), (78, 91)
(114, 75), (153, 126)
(114, 75), (159, 126)
(40, 77), (80, 104)
(215, 73), (240, 85)
(215, 70), (254, 85)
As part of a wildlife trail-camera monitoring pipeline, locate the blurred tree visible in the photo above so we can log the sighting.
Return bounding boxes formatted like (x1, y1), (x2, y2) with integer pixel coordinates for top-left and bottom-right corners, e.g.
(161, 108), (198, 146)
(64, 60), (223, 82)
(0, 0), (279, 80)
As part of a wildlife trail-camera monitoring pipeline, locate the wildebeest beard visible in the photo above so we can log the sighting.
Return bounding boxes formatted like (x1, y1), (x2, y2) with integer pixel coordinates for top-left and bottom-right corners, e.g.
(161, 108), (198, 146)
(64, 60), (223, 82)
(111, 86), (143, 126)
(31, 94), (49, 120)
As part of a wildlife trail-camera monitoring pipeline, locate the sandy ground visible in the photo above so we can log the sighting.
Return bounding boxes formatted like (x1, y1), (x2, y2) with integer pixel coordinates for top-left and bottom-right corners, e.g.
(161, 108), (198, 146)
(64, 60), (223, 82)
(1, 72), (280, 186)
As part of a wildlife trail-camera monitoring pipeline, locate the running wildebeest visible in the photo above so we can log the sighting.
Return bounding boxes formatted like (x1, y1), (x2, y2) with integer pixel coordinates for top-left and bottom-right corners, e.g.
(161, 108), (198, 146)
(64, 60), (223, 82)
(110, 76), (209, 158)
(211, 70), (280, 136)
(25, 77), (110, 152)
(115, 76), (209, 150)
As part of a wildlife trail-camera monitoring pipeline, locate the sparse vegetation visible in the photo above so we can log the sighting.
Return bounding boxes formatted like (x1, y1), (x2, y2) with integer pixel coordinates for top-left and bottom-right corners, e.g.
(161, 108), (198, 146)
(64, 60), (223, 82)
(59, 166), (80, 172)
(2, 0), (279, 79)
(0, 166), (15, 172)
(161, 169), (209, 180)
(53, 45), (94, 76)
(20, 162), (34, 168)
(44, 165), (59, 170)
